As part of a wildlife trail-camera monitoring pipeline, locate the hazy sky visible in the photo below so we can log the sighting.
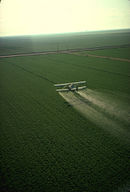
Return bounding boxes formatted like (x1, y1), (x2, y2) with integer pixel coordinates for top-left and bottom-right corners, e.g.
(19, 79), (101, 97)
(0, 0), (130, 36)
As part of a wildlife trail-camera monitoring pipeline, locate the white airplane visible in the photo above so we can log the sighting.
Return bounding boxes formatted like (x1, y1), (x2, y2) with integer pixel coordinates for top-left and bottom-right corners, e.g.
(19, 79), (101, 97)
(54, 81), (86, 92)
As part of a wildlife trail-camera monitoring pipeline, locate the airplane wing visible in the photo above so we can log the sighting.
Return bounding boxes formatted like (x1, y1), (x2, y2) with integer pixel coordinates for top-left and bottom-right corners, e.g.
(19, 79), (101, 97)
(54, 83), (70, 87)
(77, 86), (87, 90)
(56, 88), (69, 92)
(54, 81), (86, 87)
(56, 86), (86, 92)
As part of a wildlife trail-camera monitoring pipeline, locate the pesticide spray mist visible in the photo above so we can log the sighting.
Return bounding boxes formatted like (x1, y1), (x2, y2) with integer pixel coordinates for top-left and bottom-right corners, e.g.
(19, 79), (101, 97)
(59, 89), (130, 142)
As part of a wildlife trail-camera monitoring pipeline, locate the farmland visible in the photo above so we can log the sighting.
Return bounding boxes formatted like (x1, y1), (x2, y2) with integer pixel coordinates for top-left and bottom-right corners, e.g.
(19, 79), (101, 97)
(0, 29), (130, 56)
(0, 30), (130, 192)
(75, 47), (130, 60)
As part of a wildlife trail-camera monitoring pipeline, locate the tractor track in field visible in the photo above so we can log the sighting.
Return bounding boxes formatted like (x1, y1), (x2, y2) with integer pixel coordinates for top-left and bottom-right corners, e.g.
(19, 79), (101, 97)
(5, 60), (56, 84)
(0, 44), (130, 58)
(42, 54), (130, 77)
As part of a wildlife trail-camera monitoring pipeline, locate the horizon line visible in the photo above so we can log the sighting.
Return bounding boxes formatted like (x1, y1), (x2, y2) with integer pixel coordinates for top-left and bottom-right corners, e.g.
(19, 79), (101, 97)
(0, 28), (130, 38)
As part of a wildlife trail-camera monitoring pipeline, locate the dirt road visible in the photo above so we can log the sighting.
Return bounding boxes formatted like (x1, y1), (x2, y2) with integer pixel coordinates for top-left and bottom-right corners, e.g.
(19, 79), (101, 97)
(0, 44), (130, 59)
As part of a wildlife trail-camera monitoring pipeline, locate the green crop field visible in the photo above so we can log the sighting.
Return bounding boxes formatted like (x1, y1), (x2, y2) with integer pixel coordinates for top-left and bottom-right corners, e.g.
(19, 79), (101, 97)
(0, 30), (130, 192)
(0, 29), (130, 56)
(79, 47), (130, 59)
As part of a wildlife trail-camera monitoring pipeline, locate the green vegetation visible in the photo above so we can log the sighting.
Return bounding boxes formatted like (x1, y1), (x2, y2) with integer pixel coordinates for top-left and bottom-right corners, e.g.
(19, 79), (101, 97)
(81, 47), (130, 59)
(0, 29), (130, 55)
(0, 30), (130, 192)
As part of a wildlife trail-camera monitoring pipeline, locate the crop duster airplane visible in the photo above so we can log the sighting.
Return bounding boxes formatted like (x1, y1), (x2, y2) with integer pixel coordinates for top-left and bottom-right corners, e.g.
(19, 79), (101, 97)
(54, 81), (86, 92)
